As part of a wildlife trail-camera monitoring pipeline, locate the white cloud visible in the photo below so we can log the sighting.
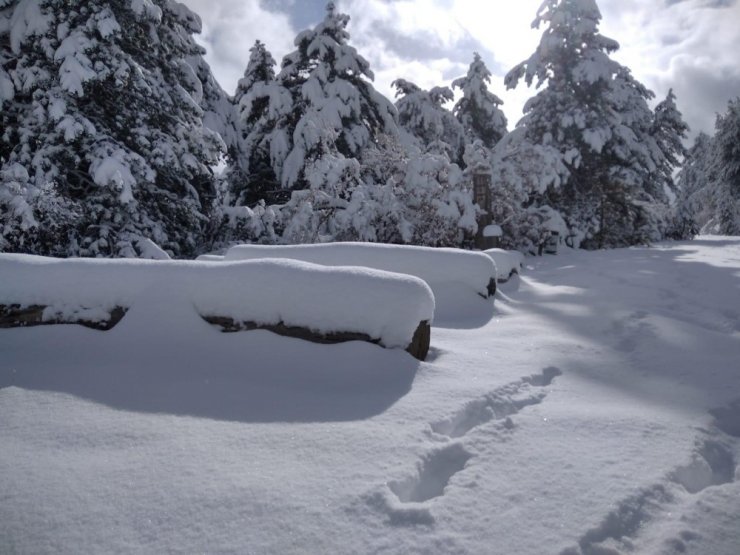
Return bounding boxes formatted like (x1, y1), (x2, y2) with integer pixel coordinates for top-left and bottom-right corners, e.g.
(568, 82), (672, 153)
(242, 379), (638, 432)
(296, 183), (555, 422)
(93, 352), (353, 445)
(599, 0), (740, 135)
(336, 0), (552, 126)
(181, 0), (296, 95)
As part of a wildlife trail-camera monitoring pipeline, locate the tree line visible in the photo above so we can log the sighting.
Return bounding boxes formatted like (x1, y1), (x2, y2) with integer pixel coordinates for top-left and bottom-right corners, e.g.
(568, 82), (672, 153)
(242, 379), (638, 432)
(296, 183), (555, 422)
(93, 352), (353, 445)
(1, 0), (737, 258)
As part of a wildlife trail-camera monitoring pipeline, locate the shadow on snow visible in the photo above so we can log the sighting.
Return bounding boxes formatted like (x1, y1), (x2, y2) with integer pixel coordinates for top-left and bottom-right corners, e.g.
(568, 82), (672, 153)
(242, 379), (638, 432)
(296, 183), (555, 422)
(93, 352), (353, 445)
(0, 316), (419, 424)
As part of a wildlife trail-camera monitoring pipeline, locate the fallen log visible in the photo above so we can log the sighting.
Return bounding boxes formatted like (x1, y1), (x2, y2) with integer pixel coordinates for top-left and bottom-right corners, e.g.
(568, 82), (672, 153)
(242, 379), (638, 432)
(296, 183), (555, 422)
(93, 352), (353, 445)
(2, 255), (435, 360)
(0, 304), (127, 331)
(202, 315), (431, 361)
(0, 302), (430, 360)
(223, 242), (496, 300)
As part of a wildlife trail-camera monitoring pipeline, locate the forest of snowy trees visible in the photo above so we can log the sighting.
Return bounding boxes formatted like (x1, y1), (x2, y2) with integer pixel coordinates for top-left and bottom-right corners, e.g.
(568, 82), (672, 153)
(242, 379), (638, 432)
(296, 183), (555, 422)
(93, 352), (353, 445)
(1, 0), (738, 259)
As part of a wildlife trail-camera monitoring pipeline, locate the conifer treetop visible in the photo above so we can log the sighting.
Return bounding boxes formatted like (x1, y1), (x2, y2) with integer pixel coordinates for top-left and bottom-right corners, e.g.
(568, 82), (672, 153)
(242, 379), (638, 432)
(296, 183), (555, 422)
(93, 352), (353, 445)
(271, 1), (398, 188)
(506, 0), (620, 91)
(452, 52), (507, 149)
(236, 40), (277, 96)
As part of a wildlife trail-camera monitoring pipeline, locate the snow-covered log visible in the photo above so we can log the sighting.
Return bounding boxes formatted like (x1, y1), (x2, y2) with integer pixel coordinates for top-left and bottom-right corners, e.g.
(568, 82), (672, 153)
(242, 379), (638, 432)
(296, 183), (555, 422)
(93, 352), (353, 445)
(223, 242), (497, 298)
(484, 249), (525, 282)
(0, 254), (434, 359)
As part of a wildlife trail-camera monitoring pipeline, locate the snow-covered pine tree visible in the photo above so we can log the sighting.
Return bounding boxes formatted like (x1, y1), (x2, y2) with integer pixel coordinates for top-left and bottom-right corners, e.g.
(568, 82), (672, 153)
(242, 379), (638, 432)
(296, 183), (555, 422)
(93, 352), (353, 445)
(388, 78), (478, 245)
(188, 51), (248, 251)
(392, 151), (478, 247)
(0, 0), (78, 254)
(711, 98), (740, 235)
(452, 53), (507, 151)
(277, 153), (365, 244)
(673, 132), (713, 238)
(0, 0), (224, 257)
(229, 39), (291, 206)
(651, 88), (689, 197)
(185, 53), (238, 165)
(204, 40), (286, 249)
(489, 128), (569, 252)
(600, 67), (668, 247)
(393, 78), (465, 164)
(0, 1), (14, 145)
(214, 3), (476, 249)
(505, 0), (668, 249)
(274, 2), (397, 190)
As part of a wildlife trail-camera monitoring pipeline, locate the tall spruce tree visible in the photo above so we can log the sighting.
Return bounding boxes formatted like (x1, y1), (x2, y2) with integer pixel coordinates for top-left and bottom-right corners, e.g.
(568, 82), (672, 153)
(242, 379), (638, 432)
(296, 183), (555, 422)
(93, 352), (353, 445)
(393, 79), (465, 164)
(274, 2), (398, 190)
(652, 88), (689, 196)
(489, 127), (569, 252)
(674, 132), (713, 237)
(505, 0), (668, 248)
(230, 39), (289, 205)
(673, 102), (740, 237)
(0, 0), (224, 257)
(452, 53), (507, 151)
(712, 98), (740, 235)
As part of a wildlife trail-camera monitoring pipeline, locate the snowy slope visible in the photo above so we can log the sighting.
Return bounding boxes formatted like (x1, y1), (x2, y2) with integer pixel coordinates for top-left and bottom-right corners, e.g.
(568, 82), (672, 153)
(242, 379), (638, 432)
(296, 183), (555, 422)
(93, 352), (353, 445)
(1, 237), (740, 555)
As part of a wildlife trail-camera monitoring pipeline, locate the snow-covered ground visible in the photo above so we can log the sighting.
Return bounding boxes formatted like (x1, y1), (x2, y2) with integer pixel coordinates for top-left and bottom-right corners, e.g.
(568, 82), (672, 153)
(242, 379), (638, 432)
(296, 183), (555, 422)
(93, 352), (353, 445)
(2, 237), (740, 554)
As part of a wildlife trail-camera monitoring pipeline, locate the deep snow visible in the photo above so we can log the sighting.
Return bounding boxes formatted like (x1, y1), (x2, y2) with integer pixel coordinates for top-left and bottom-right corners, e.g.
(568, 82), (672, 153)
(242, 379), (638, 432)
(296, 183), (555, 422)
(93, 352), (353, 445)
(1, 237), (740, 555)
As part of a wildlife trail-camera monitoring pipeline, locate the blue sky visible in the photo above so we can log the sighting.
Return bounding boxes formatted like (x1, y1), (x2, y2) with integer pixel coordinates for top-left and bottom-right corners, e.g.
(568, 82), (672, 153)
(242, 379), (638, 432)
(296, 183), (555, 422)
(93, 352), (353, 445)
(183, 0), (740, 141)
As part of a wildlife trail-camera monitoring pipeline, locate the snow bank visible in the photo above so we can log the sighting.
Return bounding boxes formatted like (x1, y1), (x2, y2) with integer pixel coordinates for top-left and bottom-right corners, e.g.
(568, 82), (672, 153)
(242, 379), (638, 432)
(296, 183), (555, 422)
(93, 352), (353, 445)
(484, 248), (524, 281)
(223, 242), (497, 297)
(0, 254), (434, 351)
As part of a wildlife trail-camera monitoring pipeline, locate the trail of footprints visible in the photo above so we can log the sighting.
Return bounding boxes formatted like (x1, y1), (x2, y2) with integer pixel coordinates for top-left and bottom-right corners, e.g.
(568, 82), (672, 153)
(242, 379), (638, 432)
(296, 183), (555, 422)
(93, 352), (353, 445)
(429, 366), (562, 439)
(563, 399), (740, 555)
(382, 367), (562, 514)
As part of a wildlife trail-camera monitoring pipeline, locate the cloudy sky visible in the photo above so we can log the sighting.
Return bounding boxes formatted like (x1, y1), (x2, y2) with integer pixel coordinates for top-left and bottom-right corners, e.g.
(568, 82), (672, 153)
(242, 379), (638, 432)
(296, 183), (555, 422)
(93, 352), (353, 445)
(181, 0), (740, 141)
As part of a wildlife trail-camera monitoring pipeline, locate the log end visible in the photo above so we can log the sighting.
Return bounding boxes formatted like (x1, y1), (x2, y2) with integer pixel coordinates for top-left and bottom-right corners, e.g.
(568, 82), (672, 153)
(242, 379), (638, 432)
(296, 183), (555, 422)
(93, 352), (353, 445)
(406, 320), (431, 361)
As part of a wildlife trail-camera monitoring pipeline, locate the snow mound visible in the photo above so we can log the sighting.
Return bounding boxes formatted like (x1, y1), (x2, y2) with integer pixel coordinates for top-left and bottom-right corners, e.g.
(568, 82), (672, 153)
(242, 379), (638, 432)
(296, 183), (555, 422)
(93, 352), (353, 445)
(0, 254), (434, 351)
(223, 242), (496, 298)
(484, 248), (525, 281)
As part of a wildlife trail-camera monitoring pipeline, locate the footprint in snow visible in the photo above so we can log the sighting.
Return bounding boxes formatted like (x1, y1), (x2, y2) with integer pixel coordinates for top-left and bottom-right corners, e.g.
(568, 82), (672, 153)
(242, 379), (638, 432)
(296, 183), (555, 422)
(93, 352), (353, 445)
(671, 439), (735, 494)
(371, 367), (561, 526)
(366, 443), (473, 527)
(388, 443), (473, 504)
(561, 409), (739, 555)
(430, 366), (562, 439)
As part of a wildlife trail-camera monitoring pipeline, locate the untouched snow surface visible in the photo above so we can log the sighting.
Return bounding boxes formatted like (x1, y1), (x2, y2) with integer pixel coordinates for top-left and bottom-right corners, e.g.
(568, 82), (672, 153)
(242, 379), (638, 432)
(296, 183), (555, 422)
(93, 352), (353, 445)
(0, 254), (434, 350)
(2, 237), (740, 554)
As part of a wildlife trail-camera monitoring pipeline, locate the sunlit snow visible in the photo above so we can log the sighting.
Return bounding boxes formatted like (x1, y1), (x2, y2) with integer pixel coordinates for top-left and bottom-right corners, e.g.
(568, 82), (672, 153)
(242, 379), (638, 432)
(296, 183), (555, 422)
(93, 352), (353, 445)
(2, 237), (739, 554)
